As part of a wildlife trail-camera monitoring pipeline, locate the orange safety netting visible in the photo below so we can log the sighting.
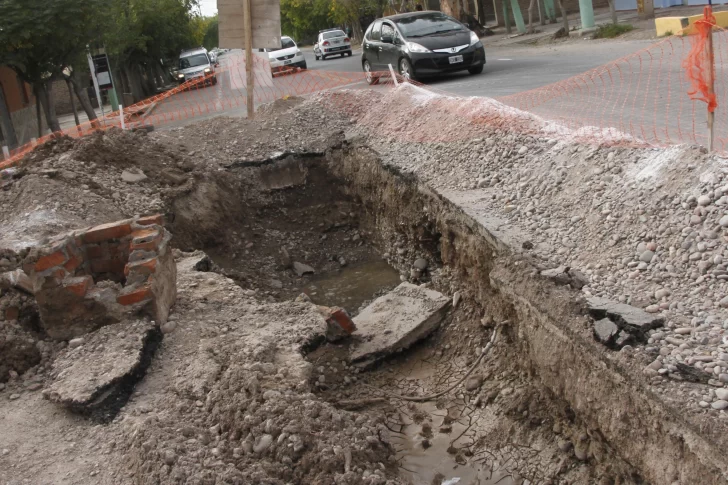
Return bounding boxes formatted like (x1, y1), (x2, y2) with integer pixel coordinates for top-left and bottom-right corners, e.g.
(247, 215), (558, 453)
(683, 6), (718, 113)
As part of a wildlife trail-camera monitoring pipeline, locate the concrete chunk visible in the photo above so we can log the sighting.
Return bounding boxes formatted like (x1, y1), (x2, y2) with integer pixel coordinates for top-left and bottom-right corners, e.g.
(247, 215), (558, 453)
(350, 282), (450, 366)
(593, 318), (619, 345)
(44, 320), (161, 422)
(586, 296), (663, 338)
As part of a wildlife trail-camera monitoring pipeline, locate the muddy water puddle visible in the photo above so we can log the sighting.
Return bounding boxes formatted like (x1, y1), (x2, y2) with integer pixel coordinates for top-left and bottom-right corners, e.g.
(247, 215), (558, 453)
(383, 353), (522, 485)
(298, 260), (400, 313)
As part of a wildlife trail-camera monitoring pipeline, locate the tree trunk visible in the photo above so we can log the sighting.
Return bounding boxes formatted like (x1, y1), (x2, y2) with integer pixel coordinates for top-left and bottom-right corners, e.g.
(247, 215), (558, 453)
(608, 0), (617, 25)
(35, 86), (43, 138)
(527, 0), (536, 33)
(67, 74), (98, 126)
(0, 83), (19, 150)
(538, 0), (545, 25)
(558, 0), (568, 32)
(66, 79), (80, 128)
(492, 0), (501, 26)
(36, 82), (61, 134)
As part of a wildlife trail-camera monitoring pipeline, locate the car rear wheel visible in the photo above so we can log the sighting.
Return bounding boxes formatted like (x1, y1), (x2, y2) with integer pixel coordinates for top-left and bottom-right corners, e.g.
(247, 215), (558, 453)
(347, 51), (352, 57)
(399, 58), (415, 82)
(322, 55), (327, 60)
(301, 61), (307, 70)
(341, 53), (345, 58)
(363, 60), (378, 85)
(468, 64), (484, 75)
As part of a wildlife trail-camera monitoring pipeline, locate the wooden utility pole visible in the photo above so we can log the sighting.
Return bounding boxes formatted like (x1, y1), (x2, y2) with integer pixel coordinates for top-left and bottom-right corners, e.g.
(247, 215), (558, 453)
(243, 0), (255, 119)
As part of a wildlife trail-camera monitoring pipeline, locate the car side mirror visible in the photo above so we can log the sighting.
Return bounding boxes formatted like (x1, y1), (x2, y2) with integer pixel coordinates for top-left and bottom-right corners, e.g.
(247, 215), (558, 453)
(381, 34), (393, 44)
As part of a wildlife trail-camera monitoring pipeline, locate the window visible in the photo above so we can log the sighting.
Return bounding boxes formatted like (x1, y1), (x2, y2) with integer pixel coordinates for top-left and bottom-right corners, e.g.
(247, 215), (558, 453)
(266, 38), (296, 52)
(381, 23), (395, 40)
(370, 21), (382, 41)
(322, 30), (346, 40)
(179, 54), (209, 70)
(393, 13), (465, 38)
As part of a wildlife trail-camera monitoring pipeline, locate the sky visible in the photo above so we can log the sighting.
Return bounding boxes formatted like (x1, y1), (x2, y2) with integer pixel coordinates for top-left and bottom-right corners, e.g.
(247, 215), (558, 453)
(199, 0), (217, 17)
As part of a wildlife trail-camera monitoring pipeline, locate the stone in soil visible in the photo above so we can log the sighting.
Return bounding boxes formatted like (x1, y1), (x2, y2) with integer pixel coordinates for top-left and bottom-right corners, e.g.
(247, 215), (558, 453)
(350, 282), (450, 366)
(43, 320), (162, 421)
(293, 262), (315, 276)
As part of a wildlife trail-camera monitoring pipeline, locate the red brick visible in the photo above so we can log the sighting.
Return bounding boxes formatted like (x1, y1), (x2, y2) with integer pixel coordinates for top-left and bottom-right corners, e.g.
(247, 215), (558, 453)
(130, 228), (163, 251)
(326, 308), (357, 334)
(86, 244), (106, 260)
(64, 254), (84, 273)
(83, 221), (132, 244)
(4, 306), (19, 321)
(35, 250), (67, 272)
(124, 257), (158, 277)
(117, 285), (152, 305)
(62, 276), (93, 297)
(136, 214), (163, 226)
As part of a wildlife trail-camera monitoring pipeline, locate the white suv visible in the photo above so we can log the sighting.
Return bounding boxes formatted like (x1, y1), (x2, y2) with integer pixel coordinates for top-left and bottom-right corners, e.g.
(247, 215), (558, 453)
(177, 47), (217, 85)
(264, 36), (307, 71)
(314, 29), (352, 60)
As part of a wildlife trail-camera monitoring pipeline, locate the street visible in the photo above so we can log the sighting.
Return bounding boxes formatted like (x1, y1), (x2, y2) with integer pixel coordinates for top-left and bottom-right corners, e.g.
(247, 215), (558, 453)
(300, 39), (656, 97)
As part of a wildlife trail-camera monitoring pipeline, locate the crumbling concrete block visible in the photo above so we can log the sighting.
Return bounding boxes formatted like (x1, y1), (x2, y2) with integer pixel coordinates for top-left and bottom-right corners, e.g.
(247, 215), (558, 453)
(24, 214), (176, 340)
(43, 320), (161, 421)
(350, 282), (450, 367)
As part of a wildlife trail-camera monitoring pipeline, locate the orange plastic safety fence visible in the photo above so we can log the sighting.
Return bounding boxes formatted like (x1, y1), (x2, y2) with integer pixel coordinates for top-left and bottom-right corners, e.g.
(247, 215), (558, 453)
(684, 6), (718, 113)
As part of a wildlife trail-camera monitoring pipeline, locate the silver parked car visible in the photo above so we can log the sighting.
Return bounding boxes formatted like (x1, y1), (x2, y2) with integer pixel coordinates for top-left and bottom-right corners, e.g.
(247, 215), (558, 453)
(314, 29), (352, 60)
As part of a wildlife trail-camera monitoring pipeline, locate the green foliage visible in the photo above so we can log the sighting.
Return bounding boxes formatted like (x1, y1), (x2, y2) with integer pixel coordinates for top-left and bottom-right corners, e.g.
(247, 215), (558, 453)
(0, 0), (108, 83)
(105, 0), (199, 65)
(281, 0), (386, 43)
(201, 16), (219, 50)
(593, 23), (634, 39)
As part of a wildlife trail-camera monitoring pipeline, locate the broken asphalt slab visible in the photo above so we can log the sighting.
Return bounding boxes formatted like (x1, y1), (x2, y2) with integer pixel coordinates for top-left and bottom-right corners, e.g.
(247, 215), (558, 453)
(43, 320), (161, 422)
(586, 296), (664, 339)
(350, 282), (450, 367)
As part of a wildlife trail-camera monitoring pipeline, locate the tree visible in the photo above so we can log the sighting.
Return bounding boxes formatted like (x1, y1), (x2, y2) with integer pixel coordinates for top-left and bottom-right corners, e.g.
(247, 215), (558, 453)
(0, 0), (108, 133)
(202, 16), (219, 50)
(104, 0), (199, 100)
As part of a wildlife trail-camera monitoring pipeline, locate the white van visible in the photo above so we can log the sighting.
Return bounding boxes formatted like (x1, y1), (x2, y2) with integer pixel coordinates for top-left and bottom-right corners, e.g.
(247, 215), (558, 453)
(177, 47), (217, 85)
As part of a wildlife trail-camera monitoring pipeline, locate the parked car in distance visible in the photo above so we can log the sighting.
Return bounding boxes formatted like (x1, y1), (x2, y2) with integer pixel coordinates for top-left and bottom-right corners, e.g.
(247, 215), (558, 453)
(177, 47), (217, 86)
(314, 29), (352, 60)
(361, 11), (486, 84)
(263, 36), (307, 71)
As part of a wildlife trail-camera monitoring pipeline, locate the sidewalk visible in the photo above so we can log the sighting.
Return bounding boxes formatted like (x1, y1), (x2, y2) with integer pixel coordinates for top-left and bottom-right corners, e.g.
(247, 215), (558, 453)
(57, 105), (114, 132)
(482, 4), (728, 47)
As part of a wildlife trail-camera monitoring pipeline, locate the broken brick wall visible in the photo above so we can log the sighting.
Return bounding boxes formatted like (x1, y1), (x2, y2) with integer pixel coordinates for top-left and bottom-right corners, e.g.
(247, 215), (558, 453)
(25, 214), (177, 340)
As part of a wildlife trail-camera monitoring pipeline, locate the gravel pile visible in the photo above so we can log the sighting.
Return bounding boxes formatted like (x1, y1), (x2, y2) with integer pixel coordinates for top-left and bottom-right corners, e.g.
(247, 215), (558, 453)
(313, 84), (728, 417)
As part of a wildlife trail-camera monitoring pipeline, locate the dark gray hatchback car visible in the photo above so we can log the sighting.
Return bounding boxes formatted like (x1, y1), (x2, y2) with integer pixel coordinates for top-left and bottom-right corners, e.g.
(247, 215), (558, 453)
(361, 11), (486, 84)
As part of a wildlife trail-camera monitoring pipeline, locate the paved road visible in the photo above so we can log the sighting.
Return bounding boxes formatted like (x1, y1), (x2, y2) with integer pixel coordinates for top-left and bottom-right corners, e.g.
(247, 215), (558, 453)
(151, 38), (715, 148)
(300, 39), (656, 98)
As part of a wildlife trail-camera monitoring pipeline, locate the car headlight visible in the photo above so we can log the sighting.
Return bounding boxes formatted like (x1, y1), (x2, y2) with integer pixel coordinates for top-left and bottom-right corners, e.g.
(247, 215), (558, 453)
(405, 42), (431, 53)
(470, 31), (480, 45)
(178, 73), (184, 78)
(204, 68), (211, 73)
(296, 49), (302, 55)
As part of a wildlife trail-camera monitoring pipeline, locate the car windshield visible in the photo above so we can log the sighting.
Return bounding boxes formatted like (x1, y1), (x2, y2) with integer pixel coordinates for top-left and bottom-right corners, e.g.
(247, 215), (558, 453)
(265, 38), (296, 52)
(179, 54), (208, 69)
(322, 30), (346, 39)
(394, 13), (465, 38)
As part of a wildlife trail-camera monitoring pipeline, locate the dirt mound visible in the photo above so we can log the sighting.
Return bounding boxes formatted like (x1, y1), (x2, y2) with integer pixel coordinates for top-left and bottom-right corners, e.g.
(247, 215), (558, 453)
(117, 254), (403, 485)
